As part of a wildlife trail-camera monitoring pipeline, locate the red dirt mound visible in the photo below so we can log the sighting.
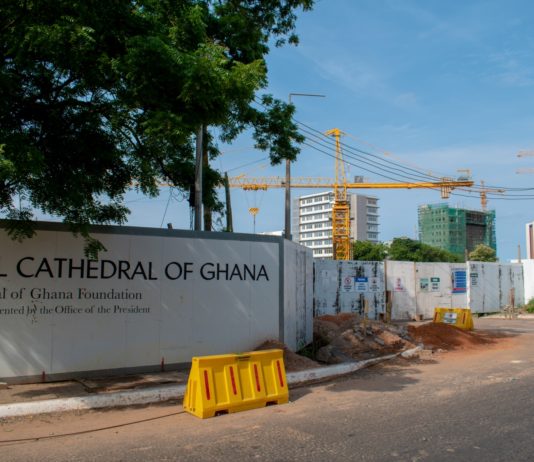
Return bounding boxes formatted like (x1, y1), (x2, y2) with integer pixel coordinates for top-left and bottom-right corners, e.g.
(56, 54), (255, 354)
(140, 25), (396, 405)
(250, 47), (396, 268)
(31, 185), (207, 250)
(316, 313), (359, 330)
(255, 340), (320, 372)
(408, 323), (492, 350)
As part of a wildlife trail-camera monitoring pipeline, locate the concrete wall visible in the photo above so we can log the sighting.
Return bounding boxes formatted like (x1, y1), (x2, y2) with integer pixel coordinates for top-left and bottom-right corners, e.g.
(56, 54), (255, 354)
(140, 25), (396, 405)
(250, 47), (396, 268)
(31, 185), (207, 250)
(314, 260), (385, 320)
(522, 260), (534, 303)
(283, 240), (314, 351)
(318, 260), (524, 321)
(0, 222), (312, 383)
(468, 262), (524, 313)
(386, 261), (468, 320)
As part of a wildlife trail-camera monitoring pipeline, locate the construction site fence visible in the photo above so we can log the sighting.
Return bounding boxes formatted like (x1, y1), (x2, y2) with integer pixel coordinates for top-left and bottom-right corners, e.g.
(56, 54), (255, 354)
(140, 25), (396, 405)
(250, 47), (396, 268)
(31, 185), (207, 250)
(314, 260), (525, 321)
(521, 260), (534, 303)
(0, 222), (314, 383)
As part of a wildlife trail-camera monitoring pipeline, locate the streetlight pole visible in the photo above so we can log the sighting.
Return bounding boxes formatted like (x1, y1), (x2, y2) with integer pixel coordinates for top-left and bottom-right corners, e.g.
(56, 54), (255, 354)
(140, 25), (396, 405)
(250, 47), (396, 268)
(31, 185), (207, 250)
(194, 125), (203, 231)
(285, 93), (326, 240)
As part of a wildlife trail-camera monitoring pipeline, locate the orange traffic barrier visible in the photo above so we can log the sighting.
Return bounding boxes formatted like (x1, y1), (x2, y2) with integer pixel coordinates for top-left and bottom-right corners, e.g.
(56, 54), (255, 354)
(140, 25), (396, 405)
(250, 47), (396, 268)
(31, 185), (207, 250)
(183, 349), (289, 419)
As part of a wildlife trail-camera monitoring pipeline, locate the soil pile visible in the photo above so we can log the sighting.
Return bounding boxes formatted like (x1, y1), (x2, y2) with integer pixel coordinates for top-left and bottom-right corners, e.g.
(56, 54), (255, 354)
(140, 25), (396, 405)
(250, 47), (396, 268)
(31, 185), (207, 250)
(407, 323), (492, 351)
(255, 340), (320, 372)
(313, 314), (415, 364)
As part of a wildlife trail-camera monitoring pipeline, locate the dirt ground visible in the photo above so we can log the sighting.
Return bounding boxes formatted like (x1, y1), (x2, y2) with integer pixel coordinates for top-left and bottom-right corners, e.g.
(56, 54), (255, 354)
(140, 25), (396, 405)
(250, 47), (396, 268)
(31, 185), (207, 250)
(0, 316), (517, 408)
(1, 318), (531, 462)
(255, 340), (320, 371)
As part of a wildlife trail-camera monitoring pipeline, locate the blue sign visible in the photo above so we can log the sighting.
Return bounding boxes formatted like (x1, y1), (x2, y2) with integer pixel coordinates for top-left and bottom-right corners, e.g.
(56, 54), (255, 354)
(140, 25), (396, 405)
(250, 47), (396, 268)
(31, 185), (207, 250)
(355, 277), (368, 292)
(452, 269), (467, 293)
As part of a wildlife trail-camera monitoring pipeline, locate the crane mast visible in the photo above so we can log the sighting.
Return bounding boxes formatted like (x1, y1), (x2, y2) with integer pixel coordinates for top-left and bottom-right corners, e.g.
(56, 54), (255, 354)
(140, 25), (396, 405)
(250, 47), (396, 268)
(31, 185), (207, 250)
(325, 128), (352, 260)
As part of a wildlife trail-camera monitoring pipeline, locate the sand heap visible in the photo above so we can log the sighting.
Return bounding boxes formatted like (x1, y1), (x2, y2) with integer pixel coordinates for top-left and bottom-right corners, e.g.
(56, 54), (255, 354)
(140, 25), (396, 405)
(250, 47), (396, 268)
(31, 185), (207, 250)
(312, 313), (415, 364)
(407, 323), (492, 351)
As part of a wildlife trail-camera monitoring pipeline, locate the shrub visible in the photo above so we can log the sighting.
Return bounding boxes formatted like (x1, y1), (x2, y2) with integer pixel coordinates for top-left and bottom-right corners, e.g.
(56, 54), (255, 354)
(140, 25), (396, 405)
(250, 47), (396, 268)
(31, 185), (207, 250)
(524, 299), (534, 313)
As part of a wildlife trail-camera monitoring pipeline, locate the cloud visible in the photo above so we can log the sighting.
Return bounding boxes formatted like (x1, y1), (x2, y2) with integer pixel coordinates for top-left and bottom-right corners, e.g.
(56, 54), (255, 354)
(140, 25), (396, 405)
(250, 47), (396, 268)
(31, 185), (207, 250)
(379, 122), (422, 140)
(485, 50), (534, 87)
(297, 43), (420, 109)
(393, 92), (419, 109)
(386, 1), (485, 42)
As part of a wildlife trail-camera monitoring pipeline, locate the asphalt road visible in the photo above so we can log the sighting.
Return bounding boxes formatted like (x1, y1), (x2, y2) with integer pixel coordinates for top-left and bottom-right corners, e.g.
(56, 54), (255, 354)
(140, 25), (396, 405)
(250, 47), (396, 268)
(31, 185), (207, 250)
(2, 317), (534, 462)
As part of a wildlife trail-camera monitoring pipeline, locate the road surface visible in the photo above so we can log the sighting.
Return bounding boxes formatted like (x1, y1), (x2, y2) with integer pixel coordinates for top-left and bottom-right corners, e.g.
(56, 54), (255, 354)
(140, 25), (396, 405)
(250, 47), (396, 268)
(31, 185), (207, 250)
(2, 317), (534, 461)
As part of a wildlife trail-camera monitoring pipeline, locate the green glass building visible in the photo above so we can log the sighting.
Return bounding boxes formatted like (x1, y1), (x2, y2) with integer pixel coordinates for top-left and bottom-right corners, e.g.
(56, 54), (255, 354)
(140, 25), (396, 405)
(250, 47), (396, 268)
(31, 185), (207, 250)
(418, 203), (496, 259)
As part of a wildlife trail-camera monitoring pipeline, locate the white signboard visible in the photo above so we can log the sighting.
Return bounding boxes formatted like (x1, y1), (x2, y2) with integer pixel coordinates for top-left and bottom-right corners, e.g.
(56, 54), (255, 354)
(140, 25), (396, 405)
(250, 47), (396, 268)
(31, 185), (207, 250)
(394, 277), (405, 292)
(369, 277), (380, 292)
(355, 277), (369, 292)
(443, 312), (457, 324)
(0, 226), (281, 381)
(431, 277), (441, 292)
(342, 276), (355, 292)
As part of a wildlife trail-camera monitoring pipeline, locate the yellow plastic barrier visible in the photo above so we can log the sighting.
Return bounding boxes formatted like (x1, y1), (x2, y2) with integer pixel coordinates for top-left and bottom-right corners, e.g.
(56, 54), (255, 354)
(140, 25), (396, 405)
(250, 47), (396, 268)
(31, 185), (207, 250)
(433, 307), (474, 330)
(183, 349), (289, 419)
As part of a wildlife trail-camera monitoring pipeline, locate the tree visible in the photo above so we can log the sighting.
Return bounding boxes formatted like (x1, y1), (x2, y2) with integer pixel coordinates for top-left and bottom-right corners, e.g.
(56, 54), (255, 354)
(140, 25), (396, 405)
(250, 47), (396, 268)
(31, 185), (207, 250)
(0, 0), (313, 254)
(352, 240), (387, 261)
(388, 238), (462, 263)
(468, 244), (497, 262)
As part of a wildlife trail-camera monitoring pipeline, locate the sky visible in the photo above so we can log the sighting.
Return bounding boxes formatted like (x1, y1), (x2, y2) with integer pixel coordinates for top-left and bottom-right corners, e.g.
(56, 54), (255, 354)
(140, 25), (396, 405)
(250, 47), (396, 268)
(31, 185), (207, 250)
(122, 1), (534, 261)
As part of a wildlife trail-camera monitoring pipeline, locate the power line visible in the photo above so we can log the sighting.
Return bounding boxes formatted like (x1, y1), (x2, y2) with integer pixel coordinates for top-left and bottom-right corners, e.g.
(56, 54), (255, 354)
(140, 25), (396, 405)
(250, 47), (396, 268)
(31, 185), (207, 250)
(252, 94), (534, 197)
(297, 121), (534, 193)
(300, 131), (534, 200)
(226, 156), (269, 173)
(298, 126), (441, 184)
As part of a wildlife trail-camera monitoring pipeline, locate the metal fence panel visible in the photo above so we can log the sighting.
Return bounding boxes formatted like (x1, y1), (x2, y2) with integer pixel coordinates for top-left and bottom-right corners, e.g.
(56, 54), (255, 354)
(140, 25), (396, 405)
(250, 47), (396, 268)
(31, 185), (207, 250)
(314, 260), (385, 319)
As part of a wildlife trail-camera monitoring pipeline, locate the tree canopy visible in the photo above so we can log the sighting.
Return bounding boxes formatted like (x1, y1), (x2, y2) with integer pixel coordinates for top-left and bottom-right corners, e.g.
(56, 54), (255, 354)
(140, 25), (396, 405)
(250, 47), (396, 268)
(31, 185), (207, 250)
(352, 240), (388, 261)
(388, 238), (462, 263)
(351, 238), (463, 262)
(468, 244), (497, 262)
(0, 0), (313, 254)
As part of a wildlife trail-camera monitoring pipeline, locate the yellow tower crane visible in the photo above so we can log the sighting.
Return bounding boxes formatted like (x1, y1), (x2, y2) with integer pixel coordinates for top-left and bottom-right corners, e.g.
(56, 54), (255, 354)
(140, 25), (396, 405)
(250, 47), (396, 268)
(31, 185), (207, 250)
(228, 130), (474, 260)
(479, 180), (504, 211)
(326, 128), (351, 260)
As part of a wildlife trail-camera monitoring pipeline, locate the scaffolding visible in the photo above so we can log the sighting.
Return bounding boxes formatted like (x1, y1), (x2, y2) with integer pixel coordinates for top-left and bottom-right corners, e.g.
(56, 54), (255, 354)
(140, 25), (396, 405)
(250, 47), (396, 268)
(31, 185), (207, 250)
(418, 204), (496, 258)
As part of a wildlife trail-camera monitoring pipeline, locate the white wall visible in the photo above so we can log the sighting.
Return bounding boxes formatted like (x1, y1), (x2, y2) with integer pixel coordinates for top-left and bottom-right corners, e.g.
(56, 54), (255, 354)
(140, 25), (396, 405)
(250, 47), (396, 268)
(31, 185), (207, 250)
(386, 261), (468, 320)
(522, 260), (534, 303)
(0, 223), (311, 382)
(313, 259), (524, 322)
(467, 262), (524, 313)
(283, 241), (314, 351)
(386, 261), (417, 320)
(314, 260), (385, 320)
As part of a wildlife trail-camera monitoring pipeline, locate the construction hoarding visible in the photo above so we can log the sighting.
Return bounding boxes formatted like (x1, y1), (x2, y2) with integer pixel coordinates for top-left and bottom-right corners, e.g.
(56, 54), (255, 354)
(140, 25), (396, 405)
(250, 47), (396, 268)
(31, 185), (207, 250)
(468, 262), (524, 313)
(386, 261), (467, 320)
(523, 259), (534, 303)
(283, 240), (314, 351)
(0, 222), (313, 383)
(314, 260), (385, 319)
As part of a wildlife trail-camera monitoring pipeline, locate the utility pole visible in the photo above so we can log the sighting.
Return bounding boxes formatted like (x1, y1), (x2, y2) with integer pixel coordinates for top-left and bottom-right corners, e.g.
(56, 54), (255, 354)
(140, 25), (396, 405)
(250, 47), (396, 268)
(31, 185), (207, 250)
(224, 172), (233, 232)
(285, 93), (325, 240)
(202, 126), (212, 231)
(194, 125), (203, 231)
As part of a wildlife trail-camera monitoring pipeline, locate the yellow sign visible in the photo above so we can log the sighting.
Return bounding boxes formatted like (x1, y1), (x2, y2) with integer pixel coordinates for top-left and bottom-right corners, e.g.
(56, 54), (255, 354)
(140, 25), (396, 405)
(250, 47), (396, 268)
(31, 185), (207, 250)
(433, 307), (474, 330)
(183, 349), (289, 419)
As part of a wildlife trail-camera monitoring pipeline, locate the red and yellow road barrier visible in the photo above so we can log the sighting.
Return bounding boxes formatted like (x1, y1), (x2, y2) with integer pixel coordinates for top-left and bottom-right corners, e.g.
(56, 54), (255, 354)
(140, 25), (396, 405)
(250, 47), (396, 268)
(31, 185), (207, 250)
(183, 349), (289, 419)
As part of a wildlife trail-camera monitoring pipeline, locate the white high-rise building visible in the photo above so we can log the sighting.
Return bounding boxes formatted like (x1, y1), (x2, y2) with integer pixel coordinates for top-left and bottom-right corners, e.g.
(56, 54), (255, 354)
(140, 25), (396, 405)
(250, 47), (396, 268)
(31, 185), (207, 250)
(292, 191), (379, 258)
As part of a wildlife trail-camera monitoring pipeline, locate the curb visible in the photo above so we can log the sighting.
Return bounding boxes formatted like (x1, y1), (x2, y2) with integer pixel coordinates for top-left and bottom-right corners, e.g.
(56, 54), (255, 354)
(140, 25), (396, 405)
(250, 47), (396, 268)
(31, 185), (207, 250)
(0, 348), (419, 419)
(0, 384), (184, 419)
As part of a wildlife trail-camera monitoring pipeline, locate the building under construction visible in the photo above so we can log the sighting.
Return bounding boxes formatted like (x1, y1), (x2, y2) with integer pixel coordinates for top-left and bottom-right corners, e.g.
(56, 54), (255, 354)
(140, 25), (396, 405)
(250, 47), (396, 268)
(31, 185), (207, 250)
(418, 203), (496, 258)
